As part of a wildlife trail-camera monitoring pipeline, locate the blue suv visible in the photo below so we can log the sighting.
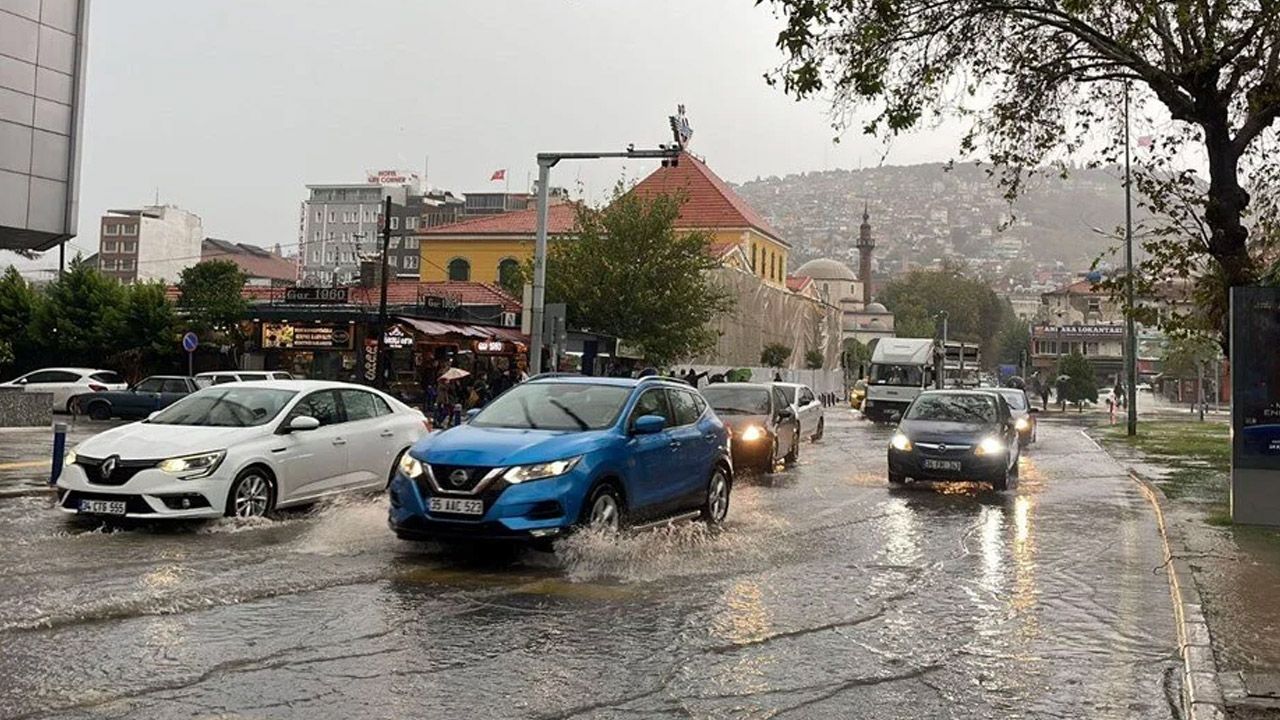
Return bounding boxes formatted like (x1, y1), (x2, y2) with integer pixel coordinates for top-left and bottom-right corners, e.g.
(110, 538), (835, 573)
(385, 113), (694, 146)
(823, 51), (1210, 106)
(388, 376), (733, 543)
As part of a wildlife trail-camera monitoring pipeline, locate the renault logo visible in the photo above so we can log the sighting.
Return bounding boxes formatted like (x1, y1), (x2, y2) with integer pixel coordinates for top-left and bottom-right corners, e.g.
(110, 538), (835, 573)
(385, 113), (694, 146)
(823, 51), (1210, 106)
(101, 455), (118, 479)
(448, 469), (470, 488)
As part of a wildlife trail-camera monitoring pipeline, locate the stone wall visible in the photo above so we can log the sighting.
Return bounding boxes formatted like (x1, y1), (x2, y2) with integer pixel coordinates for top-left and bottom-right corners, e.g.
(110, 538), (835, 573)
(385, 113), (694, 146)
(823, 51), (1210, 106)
(0, 390), (52, 427)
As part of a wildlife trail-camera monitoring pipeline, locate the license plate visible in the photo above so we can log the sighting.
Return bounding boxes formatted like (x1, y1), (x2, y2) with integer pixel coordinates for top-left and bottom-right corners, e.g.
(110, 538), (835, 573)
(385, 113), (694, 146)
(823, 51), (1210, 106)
(79, 499), (126, 515)
(428, 497), (484, 516)
(922, 459), (962, 472)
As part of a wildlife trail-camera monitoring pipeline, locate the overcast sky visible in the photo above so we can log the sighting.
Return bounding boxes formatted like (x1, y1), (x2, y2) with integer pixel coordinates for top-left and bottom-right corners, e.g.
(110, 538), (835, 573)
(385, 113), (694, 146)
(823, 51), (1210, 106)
(10, 0), (973, 271)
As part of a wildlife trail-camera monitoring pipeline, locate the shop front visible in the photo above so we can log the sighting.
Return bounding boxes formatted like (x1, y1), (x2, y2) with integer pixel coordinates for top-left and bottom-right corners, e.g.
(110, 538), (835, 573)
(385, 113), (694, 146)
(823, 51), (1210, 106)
(259, 319), (361, 380)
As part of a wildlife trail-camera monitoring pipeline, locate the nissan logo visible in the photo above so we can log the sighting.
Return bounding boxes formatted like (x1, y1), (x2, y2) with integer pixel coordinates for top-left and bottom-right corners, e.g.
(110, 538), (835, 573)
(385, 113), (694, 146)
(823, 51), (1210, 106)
(448, 469), (470, 488)
(101, 455), (118, 479)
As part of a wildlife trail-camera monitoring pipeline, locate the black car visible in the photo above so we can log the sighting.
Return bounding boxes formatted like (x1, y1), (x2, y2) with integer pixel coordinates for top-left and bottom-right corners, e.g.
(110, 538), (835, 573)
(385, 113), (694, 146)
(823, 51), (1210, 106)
(886, 389), (1021, 490)
(78, 375), (198, 421)
(701, 383), (801, 472)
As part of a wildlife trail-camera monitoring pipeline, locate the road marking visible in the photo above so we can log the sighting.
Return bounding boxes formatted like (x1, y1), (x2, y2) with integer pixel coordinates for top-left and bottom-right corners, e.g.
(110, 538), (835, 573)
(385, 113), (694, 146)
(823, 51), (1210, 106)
(1078, 429), (1105, 452)
(0, 460), (51, 470)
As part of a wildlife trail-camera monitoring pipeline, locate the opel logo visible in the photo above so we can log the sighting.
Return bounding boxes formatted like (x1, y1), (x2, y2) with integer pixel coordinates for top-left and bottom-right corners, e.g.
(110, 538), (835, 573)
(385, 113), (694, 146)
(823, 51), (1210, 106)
(101, 455), (118, 479)
(937, 444), (948, 453)
(448, 469), (470, 488)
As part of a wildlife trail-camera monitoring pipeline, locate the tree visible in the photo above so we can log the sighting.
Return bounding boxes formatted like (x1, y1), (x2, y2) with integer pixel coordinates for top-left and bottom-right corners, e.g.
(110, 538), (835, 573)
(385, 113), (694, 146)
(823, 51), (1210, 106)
(878, 266), (1014, 367)
(110, 282), (177, 381)
(763, 0), (1280, 350)
(1161, 333), (1219, 378)
(804, 348), (824, 369)
(177, 260), (247, 339)
(842, 337), (873, 373)
(30, 257), (127, 366)
(543, 186), (734, 365)
(996, 317), (1031, 367)
(1057, 352), (1098, 411)
(761, 343), (792, 368)
(0, 266), (41, 372)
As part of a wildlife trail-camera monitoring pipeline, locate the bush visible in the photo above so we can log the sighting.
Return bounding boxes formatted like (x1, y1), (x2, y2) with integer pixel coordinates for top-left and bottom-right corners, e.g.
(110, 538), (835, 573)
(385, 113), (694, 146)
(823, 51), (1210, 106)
(760, 343), (792, 368)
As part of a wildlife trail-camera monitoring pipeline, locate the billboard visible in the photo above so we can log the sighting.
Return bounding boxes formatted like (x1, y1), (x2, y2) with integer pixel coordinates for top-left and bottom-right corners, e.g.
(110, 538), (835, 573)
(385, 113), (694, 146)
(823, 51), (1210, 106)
(261, 322), (354, 350)
(1232, 286), (1280, 525)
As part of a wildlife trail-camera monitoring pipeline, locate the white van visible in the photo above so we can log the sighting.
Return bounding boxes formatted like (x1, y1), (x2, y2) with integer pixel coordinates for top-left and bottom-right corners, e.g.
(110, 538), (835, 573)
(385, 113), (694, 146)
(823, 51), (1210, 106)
(861, 338), (936, 422)
(194, 370), (294, 388)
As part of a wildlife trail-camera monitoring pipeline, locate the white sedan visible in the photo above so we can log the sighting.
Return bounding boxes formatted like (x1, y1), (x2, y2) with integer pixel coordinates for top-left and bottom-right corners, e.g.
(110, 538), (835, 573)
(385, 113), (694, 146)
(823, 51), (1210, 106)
(0, 367), (127, 412)
(55, 380), (428, 520)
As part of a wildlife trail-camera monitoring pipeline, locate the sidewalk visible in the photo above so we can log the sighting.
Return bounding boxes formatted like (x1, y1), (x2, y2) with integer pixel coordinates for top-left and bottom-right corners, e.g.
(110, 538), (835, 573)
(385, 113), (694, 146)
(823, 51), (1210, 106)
(1093, 420), (1280, 719)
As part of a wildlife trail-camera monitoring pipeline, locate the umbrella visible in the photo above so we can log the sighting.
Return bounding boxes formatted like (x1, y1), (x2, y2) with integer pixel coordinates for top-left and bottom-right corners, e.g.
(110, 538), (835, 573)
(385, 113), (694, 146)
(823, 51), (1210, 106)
(439, 367), (471, 382)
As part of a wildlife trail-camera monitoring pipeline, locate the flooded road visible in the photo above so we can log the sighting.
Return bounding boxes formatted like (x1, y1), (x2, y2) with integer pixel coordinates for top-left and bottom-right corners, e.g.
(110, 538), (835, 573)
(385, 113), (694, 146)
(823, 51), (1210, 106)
(0, 412), (1179, 719)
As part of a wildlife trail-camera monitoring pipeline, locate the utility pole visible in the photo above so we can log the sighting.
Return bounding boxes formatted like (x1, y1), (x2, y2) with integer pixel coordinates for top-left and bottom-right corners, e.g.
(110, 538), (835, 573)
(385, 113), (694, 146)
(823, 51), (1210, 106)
(935, 311), (948, 389)
(1197, 359), (1205, 421)
(1124, 82), (1138, 437)
(376, 195), (392, 389)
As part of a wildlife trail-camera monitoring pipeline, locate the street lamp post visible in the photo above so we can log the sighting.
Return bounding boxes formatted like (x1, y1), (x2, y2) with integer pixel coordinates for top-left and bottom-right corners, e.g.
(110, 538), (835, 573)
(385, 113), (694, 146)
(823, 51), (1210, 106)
(375, 196), (392, 388)
(934, 310), (948, 389)
(1123, 82), (1139, 436)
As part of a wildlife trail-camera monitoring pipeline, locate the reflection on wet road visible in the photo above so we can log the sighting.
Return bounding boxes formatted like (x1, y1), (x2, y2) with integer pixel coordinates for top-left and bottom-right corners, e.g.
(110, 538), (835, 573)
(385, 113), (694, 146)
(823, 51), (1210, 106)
(0, 412), (1178, 719)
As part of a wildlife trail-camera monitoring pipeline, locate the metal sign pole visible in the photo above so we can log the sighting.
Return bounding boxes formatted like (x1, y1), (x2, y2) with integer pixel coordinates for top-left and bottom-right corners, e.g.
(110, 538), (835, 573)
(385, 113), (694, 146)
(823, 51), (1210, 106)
(529, 160), (553, 376)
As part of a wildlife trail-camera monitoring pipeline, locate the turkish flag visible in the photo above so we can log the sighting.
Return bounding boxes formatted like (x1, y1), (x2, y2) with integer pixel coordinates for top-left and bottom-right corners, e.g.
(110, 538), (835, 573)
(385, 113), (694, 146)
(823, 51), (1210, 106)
(490, 169), (506, 181)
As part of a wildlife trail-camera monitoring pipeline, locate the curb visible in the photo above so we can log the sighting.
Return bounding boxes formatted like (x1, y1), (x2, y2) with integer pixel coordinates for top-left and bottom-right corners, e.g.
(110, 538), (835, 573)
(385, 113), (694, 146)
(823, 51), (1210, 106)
(1127, 468), (1227, 720)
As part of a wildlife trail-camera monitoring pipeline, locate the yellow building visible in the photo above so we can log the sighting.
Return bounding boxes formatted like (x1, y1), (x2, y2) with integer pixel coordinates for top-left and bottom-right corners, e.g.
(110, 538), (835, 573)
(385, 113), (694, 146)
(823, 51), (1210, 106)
(418, 152), (789, 287)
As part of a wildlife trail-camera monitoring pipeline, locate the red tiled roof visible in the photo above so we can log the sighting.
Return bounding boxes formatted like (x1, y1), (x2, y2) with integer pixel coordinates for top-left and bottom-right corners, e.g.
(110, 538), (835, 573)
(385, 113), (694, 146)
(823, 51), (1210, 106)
(1045, 278), (1103, 296)
(164, 281), (521, 312)
(786, 275), (813, 292)
(420, 203), (579, 236)
(201, 239), (297, 282)
(630, 152), (787, 245)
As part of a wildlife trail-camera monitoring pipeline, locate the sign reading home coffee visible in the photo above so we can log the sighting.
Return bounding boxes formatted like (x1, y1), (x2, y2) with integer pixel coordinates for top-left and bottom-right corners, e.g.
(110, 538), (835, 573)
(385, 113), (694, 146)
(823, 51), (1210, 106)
(261, 322), (353, 349)
(283, 287), (349, 304)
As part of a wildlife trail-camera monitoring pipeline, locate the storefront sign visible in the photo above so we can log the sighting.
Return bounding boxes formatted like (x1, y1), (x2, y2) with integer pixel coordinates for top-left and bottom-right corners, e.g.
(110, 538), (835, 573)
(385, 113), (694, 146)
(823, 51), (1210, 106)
(422, 293), (461, 311)
(383, 324), (415, 349)
(363, 338), (378, 382)
(262, 322), (353, 349)
(283, 287), (349, 304)
(366, 169), (418, 185)
(476, 340), (506, 354)
(1033, 324), (1125, 338)
(615, 340), (645, 360)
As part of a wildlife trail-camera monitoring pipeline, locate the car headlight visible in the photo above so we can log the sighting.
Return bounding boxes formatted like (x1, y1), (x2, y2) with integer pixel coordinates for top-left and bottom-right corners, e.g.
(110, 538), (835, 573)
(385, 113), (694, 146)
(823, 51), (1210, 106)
(890, 432), (913, 451)
(157, 450), (225, 479)
(739, 425), (765, 442)
(1015, 417), (1030, 431)
(975, 436), (1005, 456)
(503, 456), (582, 484)
(64, 449), (77, 466)
(398, 454), (425, 479)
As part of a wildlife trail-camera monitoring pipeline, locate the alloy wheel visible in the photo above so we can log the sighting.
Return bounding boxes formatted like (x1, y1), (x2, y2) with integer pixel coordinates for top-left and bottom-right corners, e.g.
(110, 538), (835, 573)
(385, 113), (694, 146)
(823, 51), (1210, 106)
(707, 471), (729, 524)
(233, 474), (271, 518)
(589, 492), (620, 532)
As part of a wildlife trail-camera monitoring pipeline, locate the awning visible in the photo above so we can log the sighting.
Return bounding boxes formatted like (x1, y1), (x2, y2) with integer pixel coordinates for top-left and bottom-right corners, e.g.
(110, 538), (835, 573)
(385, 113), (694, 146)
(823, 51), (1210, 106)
(397, 316), (526, 342)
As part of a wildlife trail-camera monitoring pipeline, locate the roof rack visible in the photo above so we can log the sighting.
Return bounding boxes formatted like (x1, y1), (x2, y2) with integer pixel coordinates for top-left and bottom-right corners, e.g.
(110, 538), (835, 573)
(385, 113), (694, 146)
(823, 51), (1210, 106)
(526, 372), (581, 380)
(637, 375), (690, 386)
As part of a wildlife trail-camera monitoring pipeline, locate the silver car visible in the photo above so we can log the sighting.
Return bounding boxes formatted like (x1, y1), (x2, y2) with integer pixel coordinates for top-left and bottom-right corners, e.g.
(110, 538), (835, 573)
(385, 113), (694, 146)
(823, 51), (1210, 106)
(771, 382), (825, 441)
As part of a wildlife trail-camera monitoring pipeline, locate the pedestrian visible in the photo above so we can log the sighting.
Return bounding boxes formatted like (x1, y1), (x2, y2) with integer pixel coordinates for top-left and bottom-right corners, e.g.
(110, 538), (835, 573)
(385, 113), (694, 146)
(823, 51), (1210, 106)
(684, 367), (707, 388)
(773, 370), (783, 382)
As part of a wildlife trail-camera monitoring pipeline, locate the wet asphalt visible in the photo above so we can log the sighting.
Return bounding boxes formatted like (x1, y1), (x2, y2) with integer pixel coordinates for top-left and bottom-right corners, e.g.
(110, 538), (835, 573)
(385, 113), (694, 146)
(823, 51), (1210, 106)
(0, 411), (1179, 719)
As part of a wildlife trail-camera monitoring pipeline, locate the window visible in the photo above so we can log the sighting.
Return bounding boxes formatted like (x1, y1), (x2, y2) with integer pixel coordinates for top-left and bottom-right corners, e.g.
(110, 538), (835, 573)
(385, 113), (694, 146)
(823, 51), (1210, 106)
(448, 258), (471, 281)
(388, 237), (400, 249)
(22, 370), (82, 383)
(161, 379), (190, 393)
(799, 387), (816, 405)
(339, 389), (389, 421)
(104, 224), (118, 236)
(135, 378), (165, 392)
(388, 256), (398, 267)
(124, 242), (136, 253)
(90, 371), (122, 384)
(628, 388), (674, 427)
(404, 256), (418, 270)
(123, 224), (137, 236)
(328, 211), (336, 222)
(498, 258), (520, 289)
(750, 245), (757, 272)
(102, 241), (116, 253)
(404, 236), (419, 250)
(772, 387), (789, 412)
(313, 231), (321, 241)
(326, 250), (335, 263)
(288, 390), (341, 426)
(666, 389), (702, 426)
(391, 216), (400, 230)
(363, 209), (372, 222)
(405, 217), (418, 230)
(315, 211), (322, 222)
(121, 259), (135, 270)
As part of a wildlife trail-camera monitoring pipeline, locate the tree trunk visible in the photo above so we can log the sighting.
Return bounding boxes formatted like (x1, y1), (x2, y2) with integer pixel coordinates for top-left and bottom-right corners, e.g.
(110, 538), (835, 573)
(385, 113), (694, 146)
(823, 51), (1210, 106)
(1203, 120), (1257, 355)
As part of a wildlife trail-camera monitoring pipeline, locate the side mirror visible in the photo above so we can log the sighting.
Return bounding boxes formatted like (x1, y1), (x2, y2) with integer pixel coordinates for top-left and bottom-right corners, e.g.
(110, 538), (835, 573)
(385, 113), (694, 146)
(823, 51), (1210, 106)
(633, 415), (666, 434)
(287, 416), (321, 432)
(464, 408), (482, 423)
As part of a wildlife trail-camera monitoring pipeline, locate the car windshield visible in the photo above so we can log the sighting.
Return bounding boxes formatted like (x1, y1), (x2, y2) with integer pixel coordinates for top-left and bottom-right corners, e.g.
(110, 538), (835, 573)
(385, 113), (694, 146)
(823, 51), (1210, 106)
(777, 385), (798, 404)
(998, 390), (1027, 410)
(148, 387), (297, 427)
(470, 382), (631, 431)
(701, 386), (771, 415)
(870, 363), (924, 386)
(906, 394), (997, 423)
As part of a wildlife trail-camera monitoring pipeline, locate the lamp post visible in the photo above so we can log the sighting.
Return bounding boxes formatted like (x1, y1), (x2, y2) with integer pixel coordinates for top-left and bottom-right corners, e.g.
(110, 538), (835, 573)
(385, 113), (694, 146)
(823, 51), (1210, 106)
(1123, 82), (1138, 436)
(528, 110), (689, 375)
(934, 310), (948, 389)
(375, 196), (392, 388)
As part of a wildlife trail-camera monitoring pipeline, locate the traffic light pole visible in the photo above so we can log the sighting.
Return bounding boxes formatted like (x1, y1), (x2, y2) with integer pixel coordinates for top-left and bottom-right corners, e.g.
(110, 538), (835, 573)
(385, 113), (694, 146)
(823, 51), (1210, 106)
(528, 146), (681, 375)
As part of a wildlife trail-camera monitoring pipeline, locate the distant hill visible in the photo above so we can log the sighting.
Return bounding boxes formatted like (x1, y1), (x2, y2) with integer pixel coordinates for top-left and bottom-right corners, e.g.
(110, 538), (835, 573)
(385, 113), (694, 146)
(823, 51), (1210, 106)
(734, 163), (1140, 272)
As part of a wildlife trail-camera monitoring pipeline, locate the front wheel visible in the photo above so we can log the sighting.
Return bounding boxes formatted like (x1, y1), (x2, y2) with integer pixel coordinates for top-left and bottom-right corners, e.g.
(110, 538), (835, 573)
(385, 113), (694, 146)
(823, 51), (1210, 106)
(701, 467), (731, 525)
(812, 417), (825, 442)
(784, 430), (800, 465)
(583, 484), (622, 533)
(888, 472), (905, 485)
(990, 458), (1011, 492)
(226, 468), (275, 518)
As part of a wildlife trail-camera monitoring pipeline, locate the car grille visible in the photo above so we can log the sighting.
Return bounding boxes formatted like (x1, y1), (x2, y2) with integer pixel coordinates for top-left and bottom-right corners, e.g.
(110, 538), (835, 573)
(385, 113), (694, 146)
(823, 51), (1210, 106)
(61, 490), (154, 514)
(76, 457), (157, 486)
(428, 464), (495, 494)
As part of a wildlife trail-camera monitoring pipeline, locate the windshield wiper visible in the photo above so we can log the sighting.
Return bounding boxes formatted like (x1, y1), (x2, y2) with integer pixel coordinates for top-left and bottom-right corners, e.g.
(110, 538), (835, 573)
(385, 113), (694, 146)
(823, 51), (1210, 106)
(519, 396), (540, 429)
(548, 399), (589, 430)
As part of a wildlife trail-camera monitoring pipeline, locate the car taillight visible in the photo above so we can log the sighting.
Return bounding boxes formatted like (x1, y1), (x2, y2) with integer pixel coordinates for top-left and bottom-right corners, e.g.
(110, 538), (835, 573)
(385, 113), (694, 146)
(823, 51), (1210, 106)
(88, 384), (107, 392)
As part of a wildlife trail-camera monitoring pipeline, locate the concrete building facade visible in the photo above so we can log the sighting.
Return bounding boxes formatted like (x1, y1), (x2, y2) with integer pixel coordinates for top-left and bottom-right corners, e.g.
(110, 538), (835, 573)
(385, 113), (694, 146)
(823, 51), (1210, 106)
(0, 0), (89, 252)
(299, 184), (387, 286)
(98, 206), (203, 283)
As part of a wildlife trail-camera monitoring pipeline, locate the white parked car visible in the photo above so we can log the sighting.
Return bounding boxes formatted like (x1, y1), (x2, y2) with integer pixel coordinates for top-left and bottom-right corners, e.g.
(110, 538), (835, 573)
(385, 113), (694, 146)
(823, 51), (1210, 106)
(55, 380), (427, 520)
(194, 370), (294, 387)
(0, 367), (127, 412)
(771, 381), (825, 441)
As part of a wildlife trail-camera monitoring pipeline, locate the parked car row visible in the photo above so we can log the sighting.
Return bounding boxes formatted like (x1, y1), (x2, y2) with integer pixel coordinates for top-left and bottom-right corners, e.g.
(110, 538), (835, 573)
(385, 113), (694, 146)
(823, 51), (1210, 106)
(54, 375), (829, 545)
(0, 368), (296, 417)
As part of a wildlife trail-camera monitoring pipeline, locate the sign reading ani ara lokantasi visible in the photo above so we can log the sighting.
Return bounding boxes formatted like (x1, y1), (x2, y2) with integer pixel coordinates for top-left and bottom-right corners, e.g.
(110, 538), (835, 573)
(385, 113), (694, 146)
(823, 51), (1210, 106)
(261, 322), (353, 350)
(1231, 286), (1280, 526)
